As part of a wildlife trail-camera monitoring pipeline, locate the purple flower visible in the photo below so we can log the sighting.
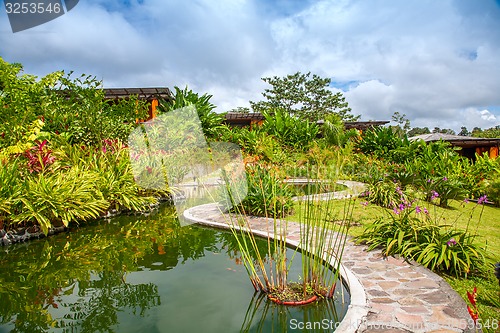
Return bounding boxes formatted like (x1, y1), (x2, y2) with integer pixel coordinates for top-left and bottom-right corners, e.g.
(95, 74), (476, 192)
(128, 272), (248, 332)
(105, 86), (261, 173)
(399, 203), (405, 211)
(361, 201), (369, 207)
(447, 238), (457, 247)
(477, 195), (487, 205)
(393, 207), (400, 215)
(396, 187), (403, 195)
(443, 177), (448, 181)
(415, 206), (422, 213)
(423, 208), (429, 215)
(463, 198), (469, 204)
(427, 179), (432, 183)
(431, 191), (439, 200)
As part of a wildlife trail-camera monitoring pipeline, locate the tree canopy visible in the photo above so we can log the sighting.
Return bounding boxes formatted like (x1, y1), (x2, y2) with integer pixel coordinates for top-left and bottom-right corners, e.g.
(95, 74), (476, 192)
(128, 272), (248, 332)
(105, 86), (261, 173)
(472, 125), (500, 138)
(250, 72), (358, 122)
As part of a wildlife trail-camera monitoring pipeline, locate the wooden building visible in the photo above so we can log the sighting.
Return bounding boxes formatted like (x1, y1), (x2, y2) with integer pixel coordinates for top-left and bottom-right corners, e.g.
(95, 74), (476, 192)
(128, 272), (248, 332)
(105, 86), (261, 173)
(409, 133), (500, 160)
(103, 87), (173, 121)
(224, 112), (266, 129)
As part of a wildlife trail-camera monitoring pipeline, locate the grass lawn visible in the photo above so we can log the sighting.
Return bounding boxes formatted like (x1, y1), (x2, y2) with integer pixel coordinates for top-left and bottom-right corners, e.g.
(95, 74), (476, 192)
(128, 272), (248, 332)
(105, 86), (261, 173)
(288, 198), (500, 330)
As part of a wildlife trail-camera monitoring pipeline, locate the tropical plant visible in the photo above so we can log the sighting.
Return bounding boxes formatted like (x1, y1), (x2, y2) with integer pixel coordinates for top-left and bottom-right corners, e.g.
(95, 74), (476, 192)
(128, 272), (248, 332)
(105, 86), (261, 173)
(260, 108), (319, 150)
(89, 143), (159, 212)
(424, 176), (467, 208)
(355, 126), (407, 160)
(357, 199), (487, 277)
(321, 113), (359, 147)
(483, 178), (500, 207)
(11, 166), (109, 235)
(158, 86), (223, 139)
(233, 164), (294, 218)
(363, 180), (412, 209)
(408, 143), (468, 206)
(0, 57), (149, 148)
(0, 159), (21, 229)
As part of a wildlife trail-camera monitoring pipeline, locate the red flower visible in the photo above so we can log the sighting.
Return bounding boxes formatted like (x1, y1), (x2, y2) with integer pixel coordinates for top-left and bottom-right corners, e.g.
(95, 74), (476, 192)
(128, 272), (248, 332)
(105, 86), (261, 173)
(466, 287), (477, 306)
(466, 287), (479, 325)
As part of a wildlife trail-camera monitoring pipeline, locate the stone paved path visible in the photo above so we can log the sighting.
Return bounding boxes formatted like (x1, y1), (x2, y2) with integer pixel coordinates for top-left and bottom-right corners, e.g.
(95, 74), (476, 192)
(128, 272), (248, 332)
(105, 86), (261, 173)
(183, 182), (475, 333)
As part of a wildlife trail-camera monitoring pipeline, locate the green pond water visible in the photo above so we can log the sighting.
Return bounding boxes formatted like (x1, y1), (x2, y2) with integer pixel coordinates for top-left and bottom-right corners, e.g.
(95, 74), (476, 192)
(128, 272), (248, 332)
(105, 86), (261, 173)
(0, 204), (349, 333)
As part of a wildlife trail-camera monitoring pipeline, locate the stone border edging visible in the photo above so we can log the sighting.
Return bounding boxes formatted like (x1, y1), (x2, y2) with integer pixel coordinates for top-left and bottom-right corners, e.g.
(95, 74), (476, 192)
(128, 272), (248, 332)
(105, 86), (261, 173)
(183, 202), (368, 333)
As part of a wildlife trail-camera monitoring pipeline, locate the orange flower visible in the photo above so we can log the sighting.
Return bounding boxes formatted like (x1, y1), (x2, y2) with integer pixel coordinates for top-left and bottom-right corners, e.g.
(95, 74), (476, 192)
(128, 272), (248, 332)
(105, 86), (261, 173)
(467, 305), (479, 324)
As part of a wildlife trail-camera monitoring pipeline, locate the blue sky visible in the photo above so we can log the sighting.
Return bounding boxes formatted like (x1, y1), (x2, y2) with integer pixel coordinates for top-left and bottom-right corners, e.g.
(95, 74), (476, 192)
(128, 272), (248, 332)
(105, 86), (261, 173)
(1, 0), (500, 132)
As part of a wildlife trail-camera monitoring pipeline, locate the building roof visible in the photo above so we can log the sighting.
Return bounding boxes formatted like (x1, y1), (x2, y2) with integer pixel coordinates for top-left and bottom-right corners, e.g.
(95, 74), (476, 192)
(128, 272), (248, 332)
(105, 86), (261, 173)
(103, 87), (172, 101)
(225, 112), (266, 121)
(316, 120), (390, 130)
(409, 133), (500, 147)
(344, 121), (390, 130)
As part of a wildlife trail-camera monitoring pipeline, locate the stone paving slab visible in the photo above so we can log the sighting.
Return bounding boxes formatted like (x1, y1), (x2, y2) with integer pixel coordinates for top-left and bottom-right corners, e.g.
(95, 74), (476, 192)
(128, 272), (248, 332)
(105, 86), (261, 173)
(183, 202), (475, 333)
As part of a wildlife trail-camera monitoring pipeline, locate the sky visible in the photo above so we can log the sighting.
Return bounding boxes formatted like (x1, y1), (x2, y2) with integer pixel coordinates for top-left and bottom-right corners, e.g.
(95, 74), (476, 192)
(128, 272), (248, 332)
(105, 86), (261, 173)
(1, 0), (500, 133)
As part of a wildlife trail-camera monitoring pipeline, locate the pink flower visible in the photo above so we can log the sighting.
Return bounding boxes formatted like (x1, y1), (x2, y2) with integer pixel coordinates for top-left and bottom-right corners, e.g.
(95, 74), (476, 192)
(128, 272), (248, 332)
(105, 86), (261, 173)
(415, 206), (422, 213)
(361, 201), (369, 207)
(446, 238), (457, 247)
(477, 195), (487, 205)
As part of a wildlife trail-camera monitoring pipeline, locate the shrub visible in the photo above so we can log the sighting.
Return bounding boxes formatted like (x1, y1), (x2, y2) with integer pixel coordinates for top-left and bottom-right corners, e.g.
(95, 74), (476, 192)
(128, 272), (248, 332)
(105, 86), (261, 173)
(0, 58), (148, 148)
(90, 143), (159, 212)
(233, 164), (294, 218)
(483, 178), (500, 207)
(357, 201), (486, 277)
(0, 138), (162, 234)
(158, 86), (223, 140)
(260, 108), (319, 150)
(427, 176), (466, 208)
(355, 126), (406, 160)
(12, 167), (109, 235)
(364, 180), (412, 209)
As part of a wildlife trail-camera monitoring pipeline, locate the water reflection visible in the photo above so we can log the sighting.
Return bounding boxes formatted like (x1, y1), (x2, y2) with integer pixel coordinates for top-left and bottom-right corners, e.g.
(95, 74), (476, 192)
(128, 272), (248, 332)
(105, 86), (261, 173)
(240, 283), (348, 332)
(0, 205), (348, 332)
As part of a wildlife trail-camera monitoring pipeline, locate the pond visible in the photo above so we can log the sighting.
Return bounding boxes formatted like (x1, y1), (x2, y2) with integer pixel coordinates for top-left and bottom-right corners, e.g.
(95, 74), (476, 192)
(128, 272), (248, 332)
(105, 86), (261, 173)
(0, 204), (349, 333)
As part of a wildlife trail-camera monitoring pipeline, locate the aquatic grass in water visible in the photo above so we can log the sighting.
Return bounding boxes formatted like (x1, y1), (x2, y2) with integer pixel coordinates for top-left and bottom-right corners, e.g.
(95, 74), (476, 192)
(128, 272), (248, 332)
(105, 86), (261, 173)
(221, 163), (353, 303)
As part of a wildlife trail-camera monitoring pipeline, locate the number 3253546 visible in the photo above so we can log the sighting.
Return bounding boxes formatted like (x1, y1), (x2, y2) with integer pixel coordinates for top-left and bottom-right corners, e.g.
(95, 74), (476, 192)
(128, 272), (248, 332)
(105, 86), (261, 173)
(5, 2), (62, 14)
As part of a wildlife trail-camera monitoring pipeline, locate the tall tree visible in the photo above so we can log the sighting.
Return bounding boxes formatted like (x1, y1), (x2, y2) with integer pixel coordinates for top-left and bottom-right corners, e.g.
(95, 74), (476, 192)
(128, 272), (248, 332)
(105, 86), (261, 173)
(473, 126), (500, 138)
(432, 127), (455, 135)
(407, 127), (430, 137)
(250, 72), (358, 122)
(390, 112), (411, 137)
(471, 127), (482, 136)
(458, 126), (470, 136)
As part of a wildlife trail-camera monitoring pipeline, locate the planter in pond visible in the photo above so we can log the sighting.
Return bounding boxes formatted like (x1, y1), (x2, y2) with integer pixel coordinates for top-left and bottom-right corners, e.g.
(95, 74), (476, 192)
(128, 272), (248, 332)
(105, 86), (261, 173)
(267, 282), (322, 305)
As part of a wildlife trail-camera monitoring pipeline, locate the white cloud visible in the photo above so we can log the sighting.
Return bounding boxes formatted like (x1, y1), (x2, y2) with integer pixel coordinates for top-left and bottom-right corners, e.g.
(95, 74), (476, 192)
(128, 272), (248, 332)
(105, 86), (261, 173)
(0, 0), (499, 130)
